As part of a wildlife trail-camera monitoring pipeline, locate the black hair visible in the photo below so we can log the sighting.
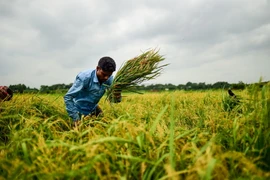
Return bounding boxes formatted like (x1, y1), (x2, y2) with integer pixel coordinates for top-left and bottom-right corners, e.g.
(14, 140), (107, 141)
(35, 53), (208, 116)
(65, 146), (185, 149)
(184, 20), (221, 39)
(98, 57), (116, 72)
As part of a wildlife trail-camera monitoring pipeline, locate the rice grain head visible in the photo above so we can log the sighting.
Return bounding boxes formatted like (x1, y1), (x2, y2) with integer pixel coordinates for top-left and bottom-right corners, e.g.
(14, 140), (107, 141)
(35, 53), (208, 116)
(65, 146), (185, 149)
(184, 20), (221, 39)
(107, 48), (168, 102)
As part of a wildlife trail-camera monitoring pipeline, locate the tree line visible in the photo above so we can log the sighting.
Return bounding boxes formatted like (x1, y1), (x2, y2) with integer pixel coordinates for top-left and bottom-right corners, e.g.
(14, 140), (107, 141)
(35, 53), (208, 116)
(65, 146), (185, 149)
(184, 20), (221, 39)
(7, 81), (262, 94)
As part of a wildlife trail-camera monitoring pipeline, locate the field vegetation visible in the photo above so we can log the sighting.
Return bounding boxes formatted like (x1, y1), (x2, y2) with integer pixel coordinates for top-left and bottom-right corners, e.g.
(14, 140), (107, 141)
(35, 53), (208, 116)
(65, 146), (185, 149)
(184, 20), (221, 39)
(0, 84), (269, 179)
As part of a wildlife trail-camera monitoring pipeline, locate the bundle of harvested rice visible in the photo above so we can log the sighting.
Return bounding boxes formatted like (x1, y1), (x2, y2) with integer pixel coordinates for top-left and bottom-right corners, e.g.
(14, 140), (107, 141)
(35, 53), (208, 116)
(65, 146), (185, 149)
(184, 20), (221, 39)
(107, 49), (168, 102)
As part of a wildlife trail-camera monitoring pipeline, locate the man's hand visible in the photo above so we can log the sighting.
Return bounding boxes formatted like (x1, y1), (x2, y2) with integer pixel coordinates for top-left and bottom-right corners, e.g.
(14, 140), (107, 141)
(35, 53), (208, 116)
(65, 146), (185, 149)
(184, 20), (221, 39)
(111, 89), (122, 103)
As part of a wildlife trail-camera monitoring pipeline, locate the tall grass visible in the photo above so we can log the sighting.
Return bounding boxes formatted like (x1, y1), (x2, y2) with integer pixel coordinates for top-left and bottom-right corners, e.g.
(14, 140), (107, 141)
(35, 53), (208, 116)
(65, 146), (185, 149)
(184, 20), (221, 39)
(0, 84), (269, 179)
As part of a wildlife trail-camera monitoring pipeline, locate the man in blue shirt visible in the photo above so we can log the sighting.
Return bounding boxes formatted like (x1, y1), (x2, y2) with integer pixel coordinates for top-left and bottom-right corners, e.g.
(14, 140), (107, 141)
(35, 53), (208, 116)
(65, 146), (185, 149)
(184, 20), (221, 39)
(64, 57), (121, 128)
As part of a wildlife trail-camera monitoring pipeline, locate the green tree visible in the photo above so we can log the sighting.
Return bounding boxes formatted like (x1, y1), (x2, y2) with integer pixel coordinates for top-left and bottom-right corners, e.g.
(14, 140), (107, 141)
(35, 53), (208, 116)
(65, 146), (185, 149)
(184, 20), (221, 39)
(9, 84), (27, 93)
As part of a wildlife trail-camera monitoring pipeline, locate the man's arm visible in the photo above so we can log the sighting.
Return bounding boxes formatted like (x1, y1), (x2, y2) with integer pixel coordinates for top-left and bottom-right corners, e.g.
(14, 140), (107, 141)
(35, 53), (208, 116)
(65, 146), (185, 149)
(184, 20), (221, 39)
(105, 77), (122, 103)
(64, 76), (84, 121)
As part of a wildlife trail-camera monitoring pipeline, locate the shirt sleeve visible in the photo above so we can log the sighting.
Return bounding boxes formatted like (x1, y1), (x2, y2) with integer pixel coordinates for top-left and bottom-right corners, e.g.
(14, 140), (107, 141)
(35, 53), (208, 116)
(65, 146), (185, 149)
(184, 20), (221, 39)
(64, 75), (84, 121)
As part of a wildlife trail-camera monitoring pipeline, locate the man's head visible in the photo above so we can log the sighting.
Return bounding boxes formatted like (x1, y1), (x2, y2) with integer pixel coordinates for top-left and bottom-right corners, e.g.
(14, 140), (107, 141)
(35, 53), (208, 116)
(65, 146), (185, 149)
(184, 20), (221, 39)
(96, 57), (116, 83)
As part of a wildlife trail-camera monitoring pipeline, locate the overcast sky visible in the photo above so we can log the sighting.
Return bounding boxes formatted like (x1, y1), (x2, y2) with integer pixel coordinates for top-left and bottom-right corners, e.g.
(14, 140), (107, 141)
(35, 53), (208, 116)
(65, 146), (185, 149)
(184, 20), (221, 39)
(1, 0), (270, 88)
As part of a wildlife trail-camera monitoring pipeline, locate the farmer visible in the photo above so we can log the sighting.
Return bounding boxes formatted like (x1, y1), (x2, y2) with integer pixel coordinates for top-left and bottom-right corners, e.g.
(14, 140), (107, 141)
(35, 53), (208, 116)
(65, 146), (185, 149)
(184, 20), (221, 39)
(64, 57), (121, 128)
(0, 86), (13, 101)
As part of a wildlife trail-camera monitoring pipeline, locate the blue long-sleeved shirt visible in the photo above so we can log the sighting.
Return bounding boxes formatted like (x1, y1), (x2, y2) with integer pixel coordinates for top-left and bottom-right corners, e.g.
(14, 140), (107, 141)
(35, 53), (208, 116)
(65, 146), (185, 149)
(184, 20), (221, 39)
(64, 69), (113, 121)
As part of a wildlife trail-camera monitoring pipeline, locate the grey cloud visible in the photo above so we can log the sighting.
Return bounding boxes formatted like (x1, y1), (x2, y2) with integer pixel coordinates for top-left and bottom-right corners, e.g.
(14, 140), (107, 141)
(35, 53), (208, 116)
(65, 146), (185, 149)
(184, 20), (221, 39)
(131, 0), (270, 45)
(0, 0), (269, 88)
(29, 12), (77, 50)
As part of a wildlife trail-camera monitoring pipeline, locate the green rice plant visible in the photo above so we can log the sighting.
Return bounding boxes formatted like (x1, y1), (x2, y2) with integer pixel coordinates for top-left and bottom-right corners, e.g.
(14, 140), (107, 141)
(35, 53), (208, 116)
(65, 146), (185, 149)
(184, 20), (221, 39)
(107, 48), (168, 102)
(222, 92), (242, 112)
(1, 89), (270, 179)
(169, 95), (176, 170)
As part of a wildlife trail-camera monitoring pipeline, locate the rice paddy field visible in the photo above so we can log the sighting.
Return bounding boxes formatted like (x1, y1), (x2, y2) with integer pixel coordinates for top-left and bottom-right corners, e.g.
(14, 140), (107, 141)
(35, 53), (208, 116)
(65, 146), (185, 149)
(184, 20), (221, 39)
(0, 84), (269, 179)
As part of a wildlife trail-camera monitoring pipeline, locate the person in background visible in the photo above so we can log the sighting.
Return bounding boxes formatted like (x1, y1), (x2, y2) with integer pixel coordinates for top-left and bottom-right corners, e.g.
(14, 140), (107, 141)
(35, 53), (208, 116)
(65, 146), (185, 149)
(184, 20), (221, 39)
(64, 57), (121, 128)
(0, 86), (13, 101)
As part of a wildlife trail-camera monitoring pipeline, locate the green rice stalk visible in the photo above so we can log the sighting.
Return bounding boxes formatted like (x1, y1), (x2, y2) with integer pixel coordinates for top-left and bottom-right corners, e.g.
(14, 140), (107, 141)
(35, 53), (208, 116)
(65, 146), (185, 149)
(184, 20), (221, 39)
(107, 49), (168, 102)
(150, 105), (168, 135)
(169, 95), (176, 170)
